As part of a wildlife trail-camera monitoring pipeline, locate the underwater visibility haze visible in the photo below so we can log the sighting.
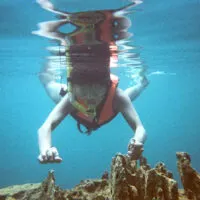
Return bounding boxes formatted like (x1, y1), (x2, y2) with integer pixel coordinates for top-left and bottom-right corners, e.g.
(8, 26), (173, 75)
(0, 0), (200, 190)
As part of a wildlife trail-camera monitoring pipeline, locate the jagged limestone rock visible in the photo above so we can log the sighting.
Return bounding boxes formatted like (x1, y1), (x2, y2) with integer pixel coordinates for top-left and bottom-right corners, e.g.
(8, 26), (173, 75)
(0, 170), (65, 200)
(1, 152), (199, 200)
(110, 154), (179, 200)
(110, 153), (139, 200)
(145, 168), (178, 200)
(64, 179), (110, 200)
(0, 183), (41, 200)
(177, 152), (200, 200)
(144, 161), (178, 200)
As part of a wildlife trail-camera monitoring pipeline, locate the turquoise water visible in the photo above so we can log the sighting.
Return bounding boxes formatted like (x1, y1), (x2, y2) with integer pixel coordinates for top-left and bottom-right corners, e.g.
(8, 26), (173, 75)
(0, 0), (200, 189)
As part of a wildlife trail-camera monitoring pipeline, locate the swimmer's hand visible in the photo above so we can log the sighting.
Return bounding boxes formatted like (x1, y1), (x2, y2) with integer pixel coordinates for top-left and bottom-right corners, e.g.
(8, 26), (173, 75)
(127, 138), (144, 160)
(38, 147), (62, 164)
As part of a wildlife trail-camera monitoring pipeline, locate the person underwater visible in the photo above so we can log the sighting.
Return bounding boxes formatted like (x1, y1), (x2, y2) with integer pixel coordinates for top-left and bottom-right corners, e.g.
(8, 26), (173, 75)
(37, 42), (148, 163)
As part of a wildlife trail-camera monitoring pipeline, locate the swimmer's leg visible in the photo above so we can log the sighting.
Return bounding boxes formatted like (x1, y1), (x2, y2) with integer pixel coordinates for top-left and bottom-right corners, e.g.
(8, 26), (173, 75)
(39, 70), (67, 104)
(125, 76), (149, 101)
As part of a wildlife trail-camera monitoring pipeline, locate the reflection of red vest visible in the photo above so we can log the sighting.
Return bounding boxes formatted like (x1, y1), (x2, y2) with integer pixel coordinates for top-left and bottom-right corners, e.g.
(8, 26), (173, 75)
(71, 74), (119, 133)
(69, 10), (115, 44)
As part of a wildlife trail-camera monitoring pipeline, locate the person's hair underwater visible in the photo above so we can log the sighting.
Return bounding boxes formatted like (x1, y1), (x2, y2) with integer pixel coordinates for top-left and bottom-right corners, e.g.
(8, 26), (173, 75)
(67, 42), (111, 86)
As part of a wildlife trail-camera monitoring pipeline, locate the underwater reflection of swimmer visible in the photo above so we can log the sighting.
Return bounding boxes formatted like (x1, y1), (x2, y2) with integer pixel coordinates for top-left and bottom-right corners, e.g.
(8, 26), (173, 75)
(37, 43), (148, 164)
(34, 0), (148, 164)
(33, 0), (134, 45)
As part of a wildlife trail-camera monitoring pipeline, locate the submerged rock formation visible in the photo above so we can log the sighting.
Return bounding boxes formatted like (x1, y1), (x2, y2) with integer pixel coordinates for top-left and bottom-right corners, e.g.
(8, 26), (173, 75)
(0, 170), (65, 200)
(177, 152), (200, 200)
(0, 152), (199, 200)
(64, 179), (110, 200)
(110, 154), (178, 200)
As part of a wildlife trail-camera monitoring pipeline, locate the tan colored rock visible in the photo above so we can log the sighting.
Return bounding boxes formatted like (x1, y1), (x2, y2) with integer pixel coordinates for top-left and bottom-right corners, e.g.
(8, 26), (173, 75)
(110, 154), (139, 200)
(0, 170), (65, 200)
(0, 183), (41, 200)
(0, 152), (199, 200)
(177, 152), (200, 199)
(64, 179), (111, 200)
(110, 154), (179, 200)
(145, 168), (178, 200)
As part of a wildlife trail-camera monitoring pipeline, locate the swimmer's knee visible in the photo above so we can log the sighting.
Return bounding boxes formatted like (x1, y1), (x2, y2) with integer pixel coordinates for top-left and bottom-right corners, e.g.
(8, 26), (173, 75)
(140, 76), (149, 88)
(125, 82), (147, 101)
(42, 81), (67, 103)
(38, 72), (55, 86)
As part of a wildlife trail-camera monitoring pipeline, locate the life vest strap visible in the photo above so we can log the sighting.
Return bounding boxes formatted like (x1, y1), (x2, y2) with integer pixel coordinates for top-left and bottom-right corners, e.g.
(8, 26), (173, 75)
(71, 74), (119, 134)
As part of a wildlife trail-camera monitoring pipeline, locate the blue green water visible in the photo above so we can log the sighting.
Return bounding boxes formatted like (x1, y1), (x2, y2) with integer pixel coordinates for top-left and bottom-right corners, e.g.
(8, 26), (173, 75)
(0, 0), (200, 189)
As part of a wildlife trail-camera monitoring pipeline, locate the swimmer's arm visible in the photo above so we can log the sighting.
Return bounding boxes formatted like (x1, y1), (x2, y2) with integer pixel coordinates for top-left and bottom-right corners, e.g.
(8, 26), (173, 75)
(115, 89), (147, 144)
(38, 94), (73, 154)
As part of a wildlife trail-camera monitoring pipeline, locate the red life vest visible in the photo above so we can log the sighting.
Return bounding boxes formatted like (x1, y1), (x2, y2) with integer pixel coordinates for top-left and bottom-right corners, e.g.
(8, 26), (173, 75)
(71, 74), (119, 134)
